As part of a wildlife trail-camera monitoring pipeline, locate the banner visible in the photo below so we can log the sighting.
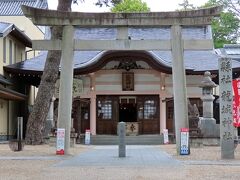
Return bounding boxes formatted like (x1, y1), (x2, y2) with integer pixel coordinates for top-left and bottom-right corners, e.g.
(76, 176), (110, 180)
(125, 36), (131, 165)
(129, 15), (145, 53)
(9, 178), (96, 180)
(232, 79), (240, 127)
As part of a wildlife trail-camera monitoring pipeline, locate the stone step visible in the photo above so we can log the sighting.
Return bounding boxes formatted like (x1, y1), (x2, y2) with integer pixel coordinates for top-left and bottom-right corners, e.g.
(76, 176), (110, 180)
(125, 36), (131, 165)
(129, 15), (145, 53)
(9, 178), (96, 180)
(79, 135), (165, 145)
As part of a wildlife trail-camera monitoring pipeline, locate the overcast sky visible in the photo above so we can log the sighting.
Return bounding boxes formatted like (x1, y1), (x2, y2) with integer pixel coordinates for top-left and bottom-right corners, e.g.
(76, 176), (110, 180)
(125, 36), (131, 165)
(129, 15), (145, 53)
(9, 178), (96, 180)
(47, 0), (209, 12)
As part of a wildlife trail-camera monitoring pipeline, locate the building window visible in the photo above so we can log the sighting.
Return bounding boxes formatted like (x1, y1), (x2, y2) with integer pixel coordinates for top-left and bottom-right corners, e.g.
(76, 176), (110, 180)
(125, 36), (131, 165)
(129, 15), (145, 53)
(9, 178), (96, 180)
(3, 37), (6, 63)
(97, 100), (112, 119)
(9, 40), (12, 64)
(144, 100), (157, 119)
(137, 97), (158, 120)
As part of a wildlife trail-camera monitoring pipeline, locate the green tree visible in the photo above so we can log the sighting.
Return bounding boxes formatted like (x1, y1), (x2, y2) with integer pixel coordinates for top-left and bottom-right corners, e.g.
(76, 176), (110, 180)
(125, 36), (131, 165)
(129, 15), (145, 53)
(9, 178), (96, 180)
(212, 11), (239, 48)
(202, 0), (240, 48)
(111, 0), (150, 12)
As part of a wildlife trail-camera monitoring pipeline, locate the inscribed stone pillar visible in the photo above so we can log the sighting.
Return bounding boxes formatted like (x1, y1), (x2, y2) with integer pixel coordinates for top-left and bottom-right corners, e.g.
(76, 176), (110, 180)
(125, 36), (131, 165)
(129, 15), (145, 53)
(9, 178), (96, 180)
(219, 57), (235, 159)
(57, 25), (74, 155)
(171, 25), (189, 154)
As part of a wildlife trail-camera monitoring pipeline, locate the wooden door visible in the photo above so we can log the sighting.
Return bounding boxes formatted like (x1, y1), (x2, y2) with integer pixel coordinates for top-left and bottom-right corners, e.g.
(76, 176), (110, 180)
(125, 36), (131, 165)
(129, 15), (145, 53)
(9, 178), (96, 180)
(96, 96), (118, 134)
(80, 99), (90, 133)
(72, 98), (90, 134)
(166, 99), (174, 134)
(137, 95), (160, 134)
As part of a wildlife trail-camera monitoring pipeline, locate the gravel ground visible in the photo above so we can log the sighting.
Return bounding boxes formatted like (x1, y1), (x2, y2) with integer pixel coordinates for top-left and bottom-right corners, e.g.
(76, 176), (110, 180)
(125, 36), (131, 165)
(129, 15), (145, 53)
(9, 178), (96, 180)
(160, 144), (240, 161)
(0, 144), (240, 180)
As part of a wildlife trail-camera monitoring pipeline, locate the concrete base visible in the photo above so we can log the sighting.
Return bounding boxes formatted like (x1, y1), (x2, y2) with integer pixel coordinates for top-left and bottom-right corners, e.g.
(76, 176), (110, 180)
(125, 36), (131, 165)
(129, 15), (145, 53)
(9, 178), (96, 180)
(190, 137), (220, 148)
(199, 117), (220, 137)
(48, 136), (76, 147)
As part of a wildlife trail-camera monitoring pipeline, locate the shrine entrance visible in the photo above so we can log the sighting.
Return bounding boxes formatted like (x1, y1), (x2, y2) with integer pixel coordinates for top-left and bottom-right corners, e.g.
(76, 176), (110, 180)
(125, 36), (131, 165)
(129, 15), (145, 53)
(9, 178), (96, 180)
(96, 95), (159, 135)
(119, 96), (137, 123)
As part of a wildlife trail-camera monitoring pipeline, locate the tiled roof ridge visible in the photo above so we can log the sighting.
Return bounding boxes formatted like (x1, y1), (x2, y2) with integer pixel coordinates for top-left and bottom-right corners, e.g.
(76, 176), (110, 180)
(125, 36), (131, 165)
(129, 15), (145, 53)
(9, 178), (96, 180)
(0, 0), (41, 2)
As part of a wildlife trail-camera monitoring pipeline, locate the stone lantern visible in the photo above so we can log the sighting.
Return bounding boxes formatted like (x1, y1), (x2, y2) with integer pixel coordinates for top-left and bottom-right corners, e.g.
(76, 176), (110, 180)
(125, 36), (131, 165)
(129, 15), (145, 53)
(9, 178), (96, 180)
(199, 71), (219, 138)
(200, 71), (217, 119)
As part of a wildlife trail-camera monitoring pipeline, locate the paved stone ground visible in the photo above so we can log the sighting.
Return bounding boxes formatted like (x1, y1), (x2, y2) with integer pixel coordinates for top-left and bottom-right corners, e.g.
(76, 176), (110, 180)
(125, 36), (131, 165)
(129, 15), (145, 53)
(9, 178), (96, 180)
(55, 145), (181, 167)
(1, 144), (240, 180)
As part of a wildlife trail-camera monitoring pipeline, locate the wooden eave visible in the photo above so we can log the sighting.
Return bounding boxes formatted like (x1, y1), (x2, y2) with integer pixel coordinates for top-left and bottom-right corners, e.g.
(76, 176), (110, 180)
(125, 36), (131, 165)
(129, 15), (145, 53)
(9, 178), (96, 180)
(0, 86), (27, 101)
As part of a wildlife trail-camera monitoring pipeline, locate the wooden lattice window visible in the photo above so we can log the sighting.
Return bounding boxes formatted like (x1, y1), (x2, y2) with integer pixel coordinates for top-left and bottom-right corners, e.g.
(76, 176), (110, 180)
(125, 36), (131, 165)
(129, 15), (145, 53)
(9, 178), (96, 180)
(97, 99), (112, 120)
(144, 100), (157, 119)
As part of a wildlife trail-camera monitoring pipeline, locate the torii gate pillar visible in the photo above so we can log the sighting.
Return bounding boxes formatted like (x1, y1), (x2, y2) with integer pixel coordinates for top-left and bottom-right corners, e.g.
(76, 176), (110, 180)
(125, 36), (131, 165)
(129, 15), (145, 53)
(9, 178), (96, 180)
(171, 25), (189, 153)
(57, 25), (74, 154)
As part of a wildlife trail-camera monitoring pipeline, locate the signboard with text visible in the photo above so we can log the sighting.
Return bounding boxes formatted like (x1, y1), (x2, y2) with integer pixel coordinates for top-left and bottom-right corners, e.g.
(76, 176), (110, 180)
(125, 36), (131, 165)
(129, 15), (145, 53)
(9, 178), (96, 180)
(85, 129), (91, 145)
(180, 128), (190, 155)
(163, 129), (169, 144)
(56, 128), (65, 155)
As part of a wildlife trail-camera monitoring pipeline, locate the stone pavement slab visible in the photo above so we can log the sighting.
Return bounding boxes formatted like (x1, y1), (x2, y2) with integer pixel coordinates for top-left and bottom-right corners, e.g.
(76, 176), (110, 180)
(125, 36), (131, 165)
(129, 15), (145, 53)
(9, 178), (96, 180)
(55, 145), (181, 167)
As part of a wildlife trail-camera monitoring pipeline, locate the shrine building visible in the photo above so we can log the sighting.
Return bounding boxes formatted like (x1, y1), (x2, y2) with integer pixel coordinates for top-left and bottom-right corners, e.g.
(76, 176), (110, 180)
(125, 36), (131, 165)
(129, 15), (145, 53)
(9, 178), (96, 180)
(4, 26), (240, 138)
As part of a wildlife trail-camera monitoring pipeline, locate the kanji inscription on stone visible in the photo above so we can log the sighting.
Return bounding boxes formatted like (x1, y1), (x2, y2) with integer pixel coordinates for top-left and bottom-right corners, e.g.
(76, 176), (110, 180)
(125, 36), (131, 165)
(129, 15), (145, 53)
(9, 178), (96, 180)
(219, 57), (235, 159)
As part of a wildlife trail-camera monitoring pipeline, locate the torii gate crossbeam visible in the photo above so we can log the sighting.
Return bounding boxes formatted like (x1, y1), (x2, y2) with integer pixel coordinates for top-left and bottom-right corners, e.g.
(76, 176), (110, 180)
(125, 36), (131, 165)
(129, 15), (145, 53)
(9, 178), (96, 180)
(21, 5), (222, 154)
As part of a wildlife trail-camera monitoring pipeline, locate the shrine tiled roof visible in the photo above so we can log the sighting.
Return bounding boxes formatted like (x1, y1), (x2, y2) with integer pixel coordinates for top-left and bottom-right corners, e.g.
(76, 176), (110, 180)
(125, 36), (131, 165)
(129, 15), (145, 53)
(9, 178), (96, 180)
(223, 44), (240, 61)
(0, 0), (47, 16)
(5, 27), (240, 75)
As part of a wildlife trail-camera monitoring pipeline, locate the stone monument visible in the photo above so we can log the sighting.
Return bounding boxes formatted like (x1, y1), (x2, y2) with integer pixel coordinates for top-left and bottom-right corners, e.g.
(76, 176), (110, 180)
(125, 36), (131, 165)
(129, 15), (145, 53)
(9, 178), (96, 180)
(118, 122), (126, 158)
(219, 57), (235, 159)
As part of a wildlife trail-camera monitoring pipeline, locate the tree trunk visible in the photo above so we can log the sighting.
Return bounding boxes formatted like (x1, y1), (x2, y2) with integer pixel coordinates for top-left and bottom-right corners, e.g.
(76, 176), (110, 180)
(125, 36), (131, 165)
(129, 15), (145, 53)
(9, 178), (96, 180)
(25, 0), (72, 144)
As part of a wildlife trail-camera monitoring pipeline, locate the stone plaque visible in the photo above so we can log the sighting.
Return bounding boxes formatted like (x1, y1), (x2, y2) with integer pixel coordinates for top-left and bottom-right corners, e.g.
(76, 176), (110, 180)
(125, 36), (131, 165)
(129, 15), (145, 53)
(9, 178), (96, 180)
(219, 57), (235, 159)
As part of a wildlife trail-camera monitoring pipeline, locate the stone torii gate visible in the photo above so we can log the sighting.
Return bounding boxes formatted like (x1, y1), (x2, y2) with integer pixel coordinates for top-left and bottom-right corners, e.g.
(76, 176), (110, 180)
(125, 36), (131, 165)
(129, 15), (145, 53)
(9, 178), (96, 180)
(22, 5), (221, 154)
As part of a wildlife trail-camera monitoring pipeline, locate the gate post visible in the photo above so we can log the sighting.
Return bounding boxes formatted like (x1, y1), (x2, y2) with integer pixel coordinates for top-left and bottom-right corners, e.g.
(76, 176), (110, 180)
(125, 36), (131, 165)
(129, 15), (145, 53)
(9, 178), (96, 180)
(171, 25), (189, 154)
(57, 25), (74, 155)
